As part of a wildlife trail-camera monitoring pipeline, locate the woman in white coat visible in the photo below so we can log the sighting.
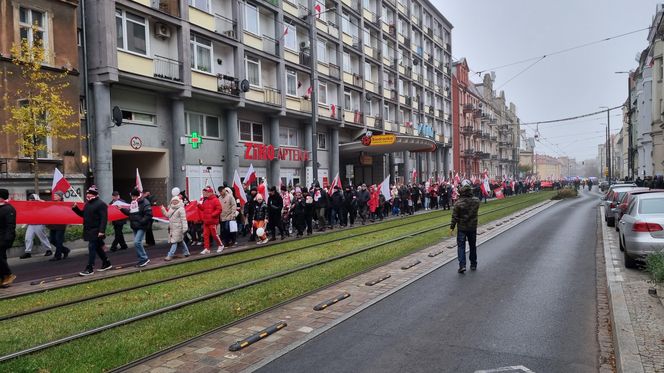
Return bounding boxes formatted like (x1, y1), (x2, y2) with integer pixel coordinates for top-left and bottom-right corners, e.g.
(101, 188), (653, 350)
(161, 196), (189, 261)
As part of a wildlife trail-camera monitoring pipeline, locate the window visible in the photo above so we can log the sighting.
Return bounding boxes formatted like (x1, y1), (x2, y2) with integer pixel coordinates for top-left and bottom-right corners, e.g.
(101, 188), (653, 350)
(121, 109), (156, 125)
(116, 9), (148, 55)
(639, 198), (664, 214)
(344, 91), (352, 110)
(244, 4), (259, 35)
(239, 121), (264, 142)
(245, 56), (261, 86)
(286, 70), (297, 96)
(317, 39), (327, 63)
(18, 100), (51, 159)
(364, 30), (371, 47)
(343, 52), (351, 72)
(279, 127), (298, 146)
(364, 63), (372, 82)
(284, 24), (297, 51)
(19, 7), (46, 48)
(318, 82), (327, 104)
(342, 14), (350, 35)
(186, 112), (220, 138)
(190, 34), (212, 73)
(317, 133), (327, 149)
(384, 104), (390, 121)
(189, 0), (210, 12)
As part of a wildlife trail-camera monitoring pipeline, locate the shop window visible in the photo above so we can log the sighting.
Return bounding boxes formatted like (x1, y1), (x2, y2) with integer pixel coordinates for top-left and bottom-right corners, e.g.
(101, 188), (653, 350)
(279, 127), (298, 147)
(317, 132), (327, 150)
(190, 34), (213, 73)
(116, 9), (148, 55)
(19, 7), (46, 48)
(239, 121), (264, 142)
(121, 109), (155, 125)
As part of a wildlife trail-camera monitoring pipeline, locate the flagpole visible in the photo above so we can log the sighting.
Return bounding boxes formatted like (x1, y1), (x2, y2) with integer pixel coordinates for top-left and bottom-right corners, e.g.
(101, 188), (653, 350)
(68, 186), (85, 203)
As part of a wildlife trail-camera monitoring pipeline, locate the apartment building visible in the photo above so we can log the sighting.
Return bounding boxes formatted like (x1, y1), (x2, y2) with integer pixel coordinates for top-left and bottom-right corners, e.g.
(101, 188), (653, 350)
(452, 58), (520, 179)
(83, 0), (453, 200)
(0, 0), (85, 200)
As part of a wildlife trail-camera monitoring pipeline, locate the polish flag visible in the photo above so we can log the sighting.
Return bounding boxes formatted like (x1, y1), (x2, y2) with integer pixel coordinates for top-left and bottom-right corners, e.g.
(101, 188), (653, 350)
(411, 169), (417, 183)
(257, 178), (267, 198)
(480, 171), (490, 197)
(328, 172), (341, 193)
(136, 168), (143, 192)
(243, 164), (257, 187)
(379, 175), (391, 200)
(51, 168), (72, 195)
(493, 188), (505, 199)
(232, 170), (248, 206)
(453, 172), (460, 186)
(314, 3), (322, 18)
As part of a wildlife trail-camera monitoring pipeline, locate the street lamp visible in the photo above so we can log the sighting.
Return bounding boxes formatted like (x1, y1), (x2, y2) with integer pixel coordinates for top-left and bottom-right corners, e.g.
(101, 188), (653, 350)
(615, 71), (633, 180)
(599, 106), (611, 183)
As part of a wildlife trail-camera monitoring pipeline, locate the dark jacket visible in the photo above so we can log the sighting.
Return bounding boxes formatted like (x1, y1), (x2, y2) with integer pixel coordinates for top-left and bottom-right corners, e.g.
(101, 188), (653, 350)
(343, 190), (357, 209)
(120, 197), (153, 231)
(0, 203), (17, 247)
(267, 193), (283, 217)
(451, 186), (480, 231)
(253, 201), (268, 221)
(314, 189), (329, 209)
(357, 189), (370, 205)
(72, 197), (108, 241)
(330, 189), (344, 208)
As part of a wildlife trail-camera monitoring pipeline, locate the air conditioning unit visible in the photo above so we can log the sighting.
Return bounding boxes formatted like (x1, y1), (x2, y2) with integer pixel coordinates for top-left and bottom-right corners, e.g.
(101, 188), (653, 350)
(300, 41), (310, 50)
(154, 22), (171, 39)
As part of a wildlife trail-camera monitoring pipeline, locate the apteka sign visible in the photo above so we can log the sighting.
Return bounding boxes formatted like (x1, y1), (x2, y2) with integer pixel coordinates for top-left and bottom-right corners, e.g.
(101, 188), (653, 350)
(244, 142), (310, 162)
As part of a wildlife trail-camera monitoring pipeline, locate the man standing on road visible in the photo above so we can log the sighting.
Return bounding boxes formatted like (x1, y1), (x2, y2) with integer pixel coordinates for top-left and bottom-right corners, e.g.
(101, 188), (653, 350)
(72, 186), (112, 276)
(109, 191), (129, 252)
(119, 188), (151, 267)
(0, 188), (17, 287)
(450, 180), (480, 274)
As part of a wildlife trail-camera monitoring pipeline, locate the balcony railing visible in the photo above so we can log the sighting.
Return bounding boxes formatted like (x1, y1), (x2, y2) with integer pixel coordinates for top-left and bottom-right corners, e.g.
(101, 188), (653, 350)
(264, 86), (282, 106)
(300, 98), (312, 113)
(460, 125), (473, 135)
(157, 0), (180, 17)
(299, 52), (311, 65)
(153, 55), (182, 82)
(214, 14), (238, 40)
(262, 34), (279, 55)
(463, 104), (475, 113)
(217, 75), (240, 96)
(491, 154), (498, 160)
(329, 63), (340, 79)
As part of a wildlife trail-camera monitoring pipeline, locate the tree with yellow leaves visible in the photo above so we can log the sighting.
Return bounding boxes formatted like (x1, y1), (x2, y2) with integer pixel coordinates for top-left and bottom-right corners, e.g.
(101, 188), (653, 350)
(1, 26), (80, 194)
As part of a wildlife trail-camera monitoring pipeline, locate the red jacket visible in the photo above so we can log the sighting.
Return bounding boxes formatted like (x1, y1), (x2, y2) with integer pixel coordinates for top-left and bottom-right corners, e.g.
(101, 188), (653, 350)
(368, 190), (379, 213)
(197, 196), (222, 225)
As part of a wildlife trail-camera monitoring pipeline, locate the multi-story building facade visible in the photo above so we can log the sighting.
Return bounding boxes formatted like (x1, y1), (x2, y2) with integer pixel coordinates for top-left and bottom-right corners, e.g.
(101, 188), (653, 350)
(0, 0), (85, 200)
(83, 0), (453, 201)
(452, 59), (520, 179)
(535, 154), (562, 180)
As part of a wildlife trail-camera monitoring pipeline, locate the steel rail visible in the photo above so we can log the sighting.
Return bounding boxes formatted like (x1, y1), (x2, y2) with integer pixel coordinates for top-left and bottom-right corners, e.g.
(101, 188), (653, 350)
(0, 196), (552, 364)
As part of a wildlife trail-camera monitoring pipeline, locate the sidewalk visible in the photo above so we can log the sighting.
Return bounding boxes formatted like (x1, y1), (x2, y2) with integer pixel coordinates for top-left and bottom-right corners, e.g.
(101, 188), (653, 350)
(600, 205), (664, 373)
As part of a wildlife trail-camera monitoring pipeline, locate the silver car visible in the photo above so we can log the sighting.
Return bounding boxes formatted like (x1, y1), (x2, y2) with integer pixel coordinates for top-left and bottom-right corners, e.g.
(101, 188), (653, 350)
(601, 184), (637, 226)
(618, 192), (664, 268)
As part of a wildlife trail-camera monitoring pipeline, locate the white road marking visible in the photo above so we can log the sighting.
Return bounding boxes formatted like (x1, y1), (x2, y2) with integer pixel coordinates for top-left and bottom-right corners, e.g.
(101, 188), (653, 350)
(475, 366), (535, 373)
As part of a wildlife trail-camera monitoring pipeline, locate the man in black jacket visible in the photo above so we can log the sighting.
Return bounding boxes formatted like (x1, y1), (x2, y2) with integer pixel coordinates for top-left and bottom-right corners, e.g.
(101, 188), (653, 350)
(267, 187), (285, 240)
(0, 189), (17, 287)
(356, 184), (370, 224)
(142, 190), (156, 246)
(109, 191), (128, 251)
(343, 186), (357, 227)
(72, 186), (112, 276)
(119, 188), (151, 267)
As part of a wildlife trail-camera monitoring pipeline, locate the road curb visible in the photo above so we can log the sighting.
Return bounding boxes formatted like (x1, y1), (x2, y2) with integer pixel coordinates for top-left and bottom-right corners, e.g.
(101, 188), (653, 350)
(599, 206), (645, 373)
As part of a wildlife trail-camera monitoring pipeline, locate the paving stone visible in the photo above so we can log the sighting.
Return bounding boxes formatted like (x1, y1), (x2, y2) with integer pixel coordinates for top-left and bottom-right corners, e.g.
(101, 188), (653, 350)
(149, 368), (176, 373)
(193, 347), (215, 354)
(164, 360), (185, 369)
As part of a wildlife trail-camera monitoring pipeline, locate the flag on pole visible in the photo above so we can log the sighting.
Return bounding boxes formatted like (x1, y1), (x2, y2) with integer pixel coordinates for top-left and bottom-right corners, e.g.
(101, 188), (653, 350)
(51, 168), (72, 195)
(136, 168), (143, 192)
(379, 175), (391, 200)
(243, 164), (257, 186)
(328, 172), (341, 193)
(411, 169), (417, 184)
(257, 178), (267, 197)
(480, 171), (490, 197)
(493, 188), (505, 199)
(233, 170), (248, 206)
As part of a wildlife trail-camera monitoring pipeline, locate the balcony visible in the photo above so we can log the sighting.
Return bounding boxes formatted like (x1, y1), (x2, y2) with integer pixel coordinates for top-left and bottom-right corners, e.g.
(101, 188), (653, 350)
(262, 35), (279, 55)
(463, 104), (475, 113)
(491, 154), (498, 160)
(153, 55), (182, 82)
(214, 14), (238, 40)
(352, 73), (363, 87)
(217, 74), (240, 96)
(344, 110), (363, 124)
(490, 135), (497, 141)
(156, 0), (180, 17)
(460, 125), (473, 135)
(481, 132), (490, 140)
(462, 149), (475, 157)
(264, 86), (281, 106)
(329, 63), (341, 79)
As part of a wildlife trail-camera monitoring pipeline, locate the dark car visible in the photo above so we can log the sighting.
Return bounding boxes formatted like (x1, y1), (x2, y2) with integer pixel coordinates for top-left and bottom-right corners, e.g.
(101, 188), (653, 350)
(602, 184), (637, 227)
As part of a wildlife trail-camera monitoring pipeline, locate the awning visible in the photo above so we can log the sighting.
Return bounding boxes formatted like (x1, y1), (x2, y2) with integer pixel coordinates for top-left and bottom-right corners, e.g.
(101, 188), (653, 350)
(339, 135), (437, 155)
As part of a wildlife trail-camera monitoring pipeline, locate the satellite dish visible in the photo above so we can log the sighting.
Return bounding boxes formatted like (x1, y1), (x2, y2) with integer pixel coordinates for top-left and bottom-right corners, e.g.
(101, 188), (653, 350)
(112, 106), (122, 127)
(240, 79), (250, 93)
(412, 59), (419, 66)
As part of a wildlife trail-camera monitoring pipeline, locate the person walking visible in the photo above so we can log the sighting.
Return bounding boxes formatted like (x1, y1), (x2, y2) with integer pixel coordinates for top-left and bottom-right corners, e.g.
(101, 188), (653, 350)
(197, 186), (224, 254)
(72, 186), (112, 276)
(252, 194), (269, 244)
(0, 189), (17, 287)
(267, 187), (285, 240)
(119, 188), (151, 267)
(20, 193), (53, 259)
(142, 190), (157, 247)
(161, 196), (189, 261)
(109, 191), (129, 252)
(219, 187), (237, 247)
(47, 191), (71, 261)
(291, 188), (306, 237)
(450, 180), (480, 273)
(357, 184), (370, 224)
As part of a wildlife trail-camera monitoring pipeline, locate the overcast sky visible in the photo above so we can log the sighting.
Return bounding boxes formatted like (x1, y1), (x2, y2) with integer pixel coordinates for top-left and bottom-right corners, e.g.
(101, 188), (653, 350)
(434, 0), (661, 162)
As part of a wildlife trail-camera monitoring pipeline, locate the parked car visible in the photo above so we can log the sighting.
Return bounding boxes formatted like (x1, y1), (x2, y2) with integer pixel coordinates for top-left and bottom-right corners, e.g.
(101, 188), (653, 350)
(618, 192), (664, 268)
(612, 188), (652, 231)
(602, 184), (637, 226)
(599, 181), (609, 192)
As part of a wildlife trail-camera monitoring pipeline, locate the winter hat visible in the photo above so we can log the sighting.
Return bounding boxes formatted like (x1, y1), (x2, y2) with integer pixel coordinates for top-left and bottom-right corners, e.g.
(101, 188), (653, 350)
(202, 186), (213, 193)
(86, 185), (99, 195)
(0, 188), (9, 200)
(130, 188), (141, 197)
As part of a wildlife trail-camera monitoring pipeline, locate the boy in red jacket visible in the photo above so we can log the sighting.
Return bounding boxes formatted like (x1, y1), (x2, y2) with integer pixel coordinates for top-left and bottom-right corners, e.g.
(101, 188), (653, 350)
(197, 186), (224, 254)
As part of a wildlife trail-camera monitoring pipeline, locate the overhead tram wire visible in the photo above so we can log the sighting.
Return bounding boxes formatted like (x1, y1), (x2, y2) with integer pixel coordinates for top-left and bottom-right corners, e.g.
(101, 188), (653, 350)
(474, 26), (651, 75)
(495, 56), (546, 90)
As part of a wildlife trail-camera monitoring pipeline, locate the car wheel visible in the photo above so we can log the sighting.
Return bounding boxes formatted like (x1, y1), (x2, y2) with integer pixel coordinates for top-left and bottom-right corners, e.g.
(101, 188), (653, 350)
(619, 235), (625, 252)
(624, 250), (637, 269)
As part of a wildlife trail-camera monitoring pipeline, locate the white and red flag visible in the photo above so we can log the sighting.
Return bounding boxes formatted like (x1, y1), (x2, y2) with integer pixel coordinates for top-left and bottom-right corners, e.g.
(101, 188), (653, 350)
(136, 168), (143, 192)
(243, 164), (257, 187)
(257, 178), (268, 197)
(328, 172), (341, 193)
(51, 168), (72, 195)
(494, 188), (505, 199)
(232, 170), (248, 207)
(480, 170), (490, 197)
(379, 175), (391, 200)
(411, 169), (417, 184)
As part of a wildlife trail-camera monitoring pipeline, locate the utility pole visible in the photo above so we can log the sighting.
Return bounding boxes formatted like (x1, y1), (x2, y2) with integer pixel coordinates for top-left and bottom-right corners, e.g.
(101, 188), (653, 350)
(306, 0), (319, 187)
(607, 108), (611, 183)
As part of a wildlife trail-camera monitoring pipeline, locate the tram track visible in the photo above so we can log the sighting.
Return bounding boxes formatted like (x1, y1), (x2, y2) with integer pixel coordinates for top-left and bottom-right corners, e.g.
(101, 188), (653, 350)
(0, 194), (553, 367)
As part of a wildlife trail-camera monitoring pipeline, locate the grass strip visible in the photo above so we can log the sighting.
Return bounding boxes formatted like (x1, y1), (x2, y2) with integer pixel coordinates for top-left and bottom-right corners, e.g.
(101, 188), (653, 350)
(0, 206), (455, 315)
(0, 192), (553, 372)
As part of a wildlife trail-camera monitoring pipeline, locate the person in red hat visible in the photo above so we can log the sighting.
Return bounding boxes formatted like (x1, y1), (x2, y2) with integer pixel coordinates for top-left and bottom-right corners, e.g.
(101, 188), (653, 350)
(197, 186), (224, 254)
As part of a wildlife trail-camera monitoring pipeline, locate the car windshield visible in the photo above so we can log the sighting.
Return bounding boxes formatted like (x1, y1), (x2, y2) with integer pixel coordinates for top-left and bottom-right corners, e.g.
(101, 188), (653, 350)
(638, 198), (664, 214)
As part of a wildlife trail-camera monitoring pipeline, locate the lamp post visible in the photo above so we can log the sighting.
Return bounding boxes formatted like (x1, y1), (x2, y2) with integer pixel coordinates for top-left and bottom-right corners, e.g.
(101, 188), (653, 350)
(615, 71), (633, 180)
(600, 107), (611, 183)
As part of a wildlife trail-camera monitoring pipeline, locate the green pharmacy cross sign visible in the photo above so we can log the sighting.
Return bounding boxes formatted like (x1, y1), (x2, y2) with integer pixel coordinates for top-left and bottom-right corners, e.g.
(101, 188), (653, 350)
(189, 132), (202, 149)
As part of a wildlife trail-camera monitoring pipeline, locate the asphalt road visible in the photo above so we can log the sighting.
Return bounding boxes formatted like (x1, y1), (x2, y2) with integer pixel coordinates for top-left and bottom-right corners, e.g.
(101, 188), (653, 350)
(259, 190), (602, 373)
